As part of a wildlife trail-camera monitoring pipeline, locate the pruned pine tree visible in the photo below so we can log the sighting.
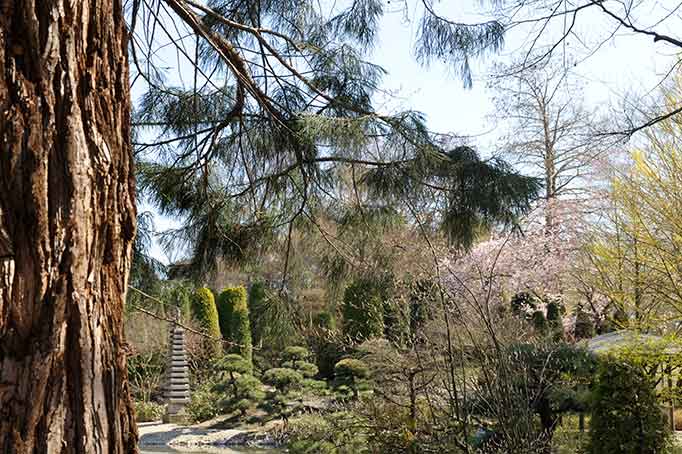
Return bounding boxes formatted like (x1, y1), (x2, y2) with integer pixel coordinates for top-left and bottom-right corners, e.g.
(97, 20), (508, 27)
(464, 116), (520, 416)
(131, 0), (540, 280)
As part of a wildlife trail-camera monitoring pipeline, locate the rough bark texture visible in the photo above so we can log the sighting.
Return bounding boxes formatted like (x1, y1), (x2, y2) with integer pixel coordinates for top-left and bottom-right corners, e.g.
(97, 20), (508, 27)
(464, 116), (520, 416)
(0, 0), (138, 450)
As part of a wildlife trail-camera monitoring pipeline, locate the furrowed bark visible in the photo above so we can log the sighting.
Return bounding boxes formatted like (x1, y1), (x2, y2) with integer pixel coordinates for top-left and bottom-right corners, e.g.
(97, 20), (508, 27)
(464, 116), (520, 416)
(0, 0), (138, 450)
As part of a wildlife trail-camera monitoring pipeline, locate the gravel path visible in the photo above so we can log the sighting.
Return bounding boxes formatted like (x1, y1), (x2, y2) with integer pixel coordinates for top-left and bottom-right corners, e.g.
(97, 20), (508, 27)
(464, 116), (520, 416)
(138, 421), (277, 451)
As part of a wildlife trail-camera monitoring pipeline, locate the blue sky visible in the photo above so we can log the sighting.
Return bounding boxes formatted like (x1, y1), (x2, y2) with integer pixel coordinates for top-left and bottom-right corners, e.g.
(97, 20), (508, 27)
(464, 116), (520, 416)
(134, 0), (682, 264)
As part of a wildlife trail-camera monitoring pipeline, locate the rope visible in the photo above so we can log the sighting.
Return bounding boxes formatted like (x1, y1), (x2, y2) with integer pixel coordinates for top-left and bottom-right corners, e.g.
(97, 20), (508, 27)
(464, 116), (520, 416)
(127, 285), (258, 351)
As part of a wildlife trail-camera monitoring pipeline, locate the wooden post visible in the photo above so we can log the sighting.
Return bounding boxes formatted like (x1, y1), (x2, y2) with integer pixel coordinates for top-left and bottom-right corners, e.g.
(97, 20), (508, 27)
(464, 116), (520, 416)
(163, 310), (191, 423)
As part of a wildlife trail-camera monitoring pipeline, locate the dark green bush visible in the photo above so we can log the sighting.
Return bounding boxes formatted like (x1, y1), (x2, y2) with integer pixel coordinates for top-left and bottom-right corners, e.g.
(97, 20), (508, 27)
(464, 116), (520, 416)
(588, 357), (669, 454)
(217, 288), (239, 341)
(574, 306), (595, 340)
(191, 287), (221, 354)
(248, 281), (267, 345)
(342, 279), (385, 341)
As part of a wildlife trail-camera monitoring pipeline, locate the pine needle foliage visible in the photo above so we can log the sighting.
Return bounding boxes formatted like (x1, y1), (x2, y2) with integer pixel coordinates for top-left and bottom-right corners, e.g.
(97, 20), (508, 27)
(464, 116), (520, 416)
(131, 0), (540, 278)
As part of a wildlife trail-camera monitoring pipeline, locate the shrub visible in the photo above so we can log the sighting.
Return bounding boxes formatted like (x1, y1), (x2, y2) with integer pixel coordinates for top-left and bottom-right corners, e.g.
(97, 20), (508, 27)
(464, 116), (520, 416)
(228, 286), (253, 367)
(134, 400), (165, 422)
(248, 281), (267, 345)
(334, 358), (369, 399)
(574, 306), (595, 340)
(219, 374), (265, 416)
(187, 381), (221, 422)
(214, 353), (251, 397)
(308, 329), (355, 380)
(191, 287), (221, 354)
(313, 311), (336, 330)
(217, 288), (238, 341)
(283, 346), (310, 366)
(383, 297), (410, 346)
(284, 412), (368, 454)
(342, 279), (385, 341)
(588, 358), (669, 453)
(263, 367), (304, 393)
(302, 378), (328, 395)
(296, 362), (319, 378)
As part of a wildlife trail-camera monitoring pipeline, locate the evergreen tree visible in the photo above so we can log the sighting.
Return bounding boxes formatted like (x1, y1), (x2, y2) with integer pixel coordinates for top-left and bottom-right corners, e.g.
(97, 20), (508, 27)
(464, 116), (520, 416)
(247, 281), (267, 346)
(342, 278), (386, 341)
(191, 287), (222, 354)
(229, 286), (253, 367)
(588, 358), (668, 453)
(217, 287), (240, 342)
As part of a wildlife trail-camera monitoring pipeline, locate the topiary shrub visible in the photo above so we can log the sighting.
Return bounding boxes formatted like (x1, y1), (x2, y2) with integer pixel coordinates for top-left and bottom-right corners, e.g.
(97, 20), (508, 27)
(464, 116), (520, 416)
(248, 281), (267, 345)
(217, 288), (238, 341)
(588, 357), (669, 454)
(334, 358), (369, 399)
(263, 367), (304, 394)
(191, 287), (221, 355)
(228, 286), (253, 367)
(283, 346), (310, 366)
(214, 353), (251, 398)
(218, 374), (265, 417)
(342, 279), (385, 341)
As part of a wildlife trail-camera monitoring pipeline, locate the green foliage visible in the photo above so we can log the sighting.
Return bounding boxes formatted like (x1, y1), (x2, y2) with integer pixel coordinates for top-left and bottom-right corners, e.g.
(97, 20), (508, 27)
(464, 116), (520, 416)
(191, 287), (221, 355)
(302, 379), (329, 395)
(229, 286), (253, 367)
(342, 278), (385, 341)
(588, 358), (669, 453)
(263, 368), (305, 393)
(545, 297), (565, 341)
(383, 297), (410, 346)
(165, 280), (193, 321)
(216, 353), (251, 378)
(532, 310), (547, 335)
(283, 346), (311, 365)
(218, 374), (266, 416)
(187, 380), (222, 422)
(574, 306), (595, 340)
(248, 281), (267, 345)
(313, 311), (336, 330)
(308, 330), (356, 380)
(217, 288), (239, 341)
(285, 412), (369, 454)
(133, 400), (165, 422)
(334, 358), (370, 398)
(296, 362), (319, 378)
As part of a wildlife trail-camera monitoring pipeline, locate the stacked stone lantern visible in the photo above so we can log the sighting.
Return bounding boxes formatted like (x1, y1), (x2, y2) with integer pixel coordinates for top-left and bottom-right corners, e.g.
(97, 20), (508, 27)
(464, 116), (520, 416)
(163, 311), (190, 423)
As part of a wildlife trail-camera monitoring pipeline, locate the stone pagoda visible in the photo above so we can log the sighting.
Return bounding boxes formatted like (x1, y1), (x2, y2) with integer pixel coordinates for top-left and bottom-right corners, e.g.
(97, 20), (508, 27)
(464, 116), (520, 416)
(163, 311), (191, 423)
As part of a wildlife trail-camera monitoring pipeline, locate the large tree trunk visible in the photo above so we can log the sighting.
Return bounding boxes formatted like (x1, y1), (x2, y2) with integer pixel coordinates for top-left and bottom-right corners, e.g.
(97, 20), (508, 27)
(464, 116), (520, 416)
(0, 0), (138, 450)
